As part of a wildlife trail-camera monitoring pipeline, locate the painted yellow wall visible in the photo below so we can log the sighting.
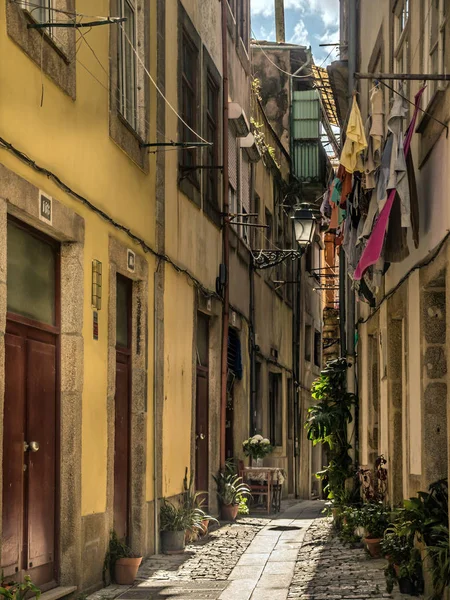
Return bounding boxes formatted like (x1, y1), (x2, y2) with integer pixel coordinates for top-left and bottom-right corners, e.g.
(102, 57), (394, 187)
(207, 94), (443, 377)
(163, 268), (194, 497)
(0, 0), (157, 514)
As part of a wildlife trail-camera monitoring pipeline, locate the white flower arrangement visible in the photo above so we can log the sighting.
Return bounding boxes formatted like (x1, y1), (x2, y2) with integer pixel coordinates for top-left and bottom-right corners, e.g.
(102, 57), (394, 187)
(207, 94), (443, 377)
(242, 434), (273, 459)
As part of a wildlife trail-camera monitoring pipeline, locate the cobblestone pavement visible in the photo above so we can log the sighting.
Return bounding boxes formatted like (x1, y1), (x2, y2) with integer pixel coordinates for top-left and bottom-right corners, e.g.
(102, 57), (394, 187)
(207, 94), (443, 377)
(88, 500), (416, 600)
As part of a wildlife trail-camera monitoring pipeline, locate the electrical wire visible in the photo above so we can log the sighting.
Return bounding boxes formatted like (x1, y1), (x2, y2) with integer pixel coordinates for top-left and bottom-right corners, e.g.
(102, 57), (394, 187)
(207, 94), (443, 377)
(376, 79), (449, 135)
(119, 23), (212, 146)
(358, 230), (450, 325)
(0, 133), (218, 299)
(12, 0), (119, 22)
(250, 32), (314, 79)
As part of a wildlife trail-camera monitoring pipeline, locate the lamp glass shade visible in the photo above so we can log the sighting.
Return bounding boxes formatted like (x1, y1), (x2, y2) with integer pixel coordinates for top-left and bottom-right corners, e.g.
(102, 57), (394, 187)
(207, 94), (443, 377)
(292, 204), (316, 247)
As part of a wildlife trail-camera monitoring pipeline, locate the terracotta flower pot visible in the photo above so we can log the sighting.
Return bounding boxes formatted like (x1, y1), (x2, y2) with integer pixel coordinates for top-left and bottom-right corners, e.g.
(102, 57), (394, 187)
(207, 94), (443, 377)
(221, 504), (239, 521)
(185, 527), (199, 544)
(364, 537), (382, 558)
(114, 556), (142, 585)
(200, 519), (209, 535)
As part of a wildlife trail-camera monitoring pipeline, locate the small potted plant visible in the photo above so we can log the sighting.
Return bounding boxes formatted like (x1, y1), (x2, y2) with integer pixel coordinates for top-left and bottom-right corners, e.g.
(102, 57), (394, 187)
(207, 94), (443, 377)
(160, 499), (190, 554)
(242, 434), (272, 467)
(0, 576), (40, 600)
(182, 468), (218, 543)
(360, 502), (390, 558)
(103, 530), (143, 585)
(213, 463), (250, 521)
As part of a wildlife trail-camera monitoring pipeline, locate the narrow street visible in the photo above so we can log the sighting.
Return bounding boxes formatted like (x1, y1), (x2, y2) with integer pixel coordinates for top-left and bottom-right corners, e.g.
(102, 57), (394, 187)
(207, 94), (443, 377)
(88, 501), (413, 600)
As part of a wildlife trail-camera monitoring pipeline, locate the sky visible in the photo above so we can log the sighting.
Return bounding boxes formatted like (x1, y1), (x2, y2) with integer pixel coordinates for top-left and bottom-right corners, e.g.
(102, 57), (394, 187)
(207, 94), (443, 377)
(250, 0), (340, 67)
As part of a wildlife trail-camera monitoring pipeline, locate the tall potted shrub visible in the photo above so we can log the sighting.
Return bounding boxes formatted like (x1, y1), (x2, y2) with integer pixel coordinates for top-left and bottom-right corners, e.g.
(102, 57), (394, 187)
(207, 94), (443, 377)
(359, 503), (390, 558)
(305, 358), (356, 509)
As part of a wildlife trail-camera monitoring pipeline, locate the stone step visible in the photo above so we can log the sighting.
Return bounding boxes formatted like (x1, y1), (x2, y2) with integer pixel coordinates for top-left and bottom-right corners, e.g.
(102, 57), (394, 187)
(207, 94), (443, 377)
(34, 586), (77, 600)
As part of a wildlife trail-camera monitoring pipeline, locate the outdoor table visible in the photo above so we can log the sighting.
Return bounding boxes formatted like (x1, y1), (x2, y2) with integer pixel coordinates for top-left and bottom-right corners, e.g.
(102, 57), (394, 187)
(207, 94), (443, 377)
(240, 466), (285, 514)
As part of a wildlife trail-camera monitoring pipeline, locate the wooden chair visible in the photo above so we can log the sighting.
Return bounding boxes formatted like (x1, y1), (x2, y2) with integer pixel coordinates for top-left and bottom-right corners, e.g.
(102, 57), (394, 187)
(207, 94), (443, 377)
(238, 460), (272, 514)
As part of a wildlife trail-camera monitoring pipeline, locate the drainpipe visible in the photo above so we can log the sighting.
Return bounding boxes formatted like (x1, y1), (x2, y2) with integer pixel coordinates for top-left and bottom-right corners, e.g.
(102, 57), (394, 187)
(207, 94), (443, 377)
(249, 163), (256, 436)
(153, 269), (159, 553)
(293, 255), (301, 498)
(346, 0), (357, 464)
(220, 0), (230, 470)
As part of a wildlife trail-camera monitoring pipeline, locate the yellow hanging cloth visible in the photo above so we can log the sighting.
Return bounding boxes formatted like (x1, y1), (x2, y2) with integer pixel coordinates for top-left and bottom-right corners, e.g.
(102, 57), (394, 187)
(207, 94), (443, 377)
(340, 94), (367, 173)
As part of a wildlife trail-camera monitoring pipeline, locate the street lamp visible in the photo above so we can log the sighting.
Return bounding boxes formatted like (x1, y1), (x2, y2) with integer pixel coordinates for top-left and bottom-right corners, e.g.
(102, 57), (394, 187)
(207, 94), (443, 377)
(291, 203), (317, 249)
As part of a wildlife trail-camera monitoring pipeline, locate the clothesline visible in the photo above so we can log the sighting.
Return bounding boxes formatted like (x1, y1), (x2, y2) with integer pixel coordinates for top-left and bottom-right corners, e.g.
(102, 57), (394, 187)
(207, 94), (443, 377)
(375, 80), (449, 137)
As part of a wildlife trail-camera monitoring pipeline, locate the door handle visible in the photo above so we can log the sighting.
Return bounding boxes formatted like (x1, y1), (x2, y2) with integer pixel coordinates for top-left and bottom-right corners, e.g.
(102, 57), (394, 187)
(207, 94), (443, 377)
(27, 441), (40, 453)
(196, 433), (205, 440)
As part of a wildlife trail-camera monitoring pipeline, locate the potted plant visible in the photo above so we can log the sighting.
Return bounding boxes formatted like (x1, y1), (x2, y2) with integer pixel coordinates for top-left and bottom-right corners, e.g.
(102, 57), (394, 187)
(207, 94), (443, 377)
(0, 576), (40, 600)
(359, 502), (390, 558)
(182, 468), (218, 543)
(160, 499), (190, 554)
(382, 522), (424, 595)
(213, 463), (250, 521)
(103, 530), (143, 585)
(242, 434), (273, 467)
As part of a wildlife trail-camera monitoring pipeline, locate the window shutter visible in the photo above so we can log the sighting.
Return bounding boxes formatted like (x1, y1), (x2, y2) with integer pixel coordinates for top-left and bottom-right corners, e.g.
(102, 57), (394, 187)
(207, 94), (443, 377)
(241, 153), (250, 214)
(228, 127), (237, 190)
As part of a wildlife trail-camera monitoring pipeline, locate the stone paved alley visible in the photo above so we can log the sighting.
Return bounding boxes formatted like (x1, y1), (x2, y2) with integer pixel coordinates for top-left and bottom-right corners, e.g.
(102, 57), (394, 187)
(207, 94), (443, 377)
(89, 501), (415, 600)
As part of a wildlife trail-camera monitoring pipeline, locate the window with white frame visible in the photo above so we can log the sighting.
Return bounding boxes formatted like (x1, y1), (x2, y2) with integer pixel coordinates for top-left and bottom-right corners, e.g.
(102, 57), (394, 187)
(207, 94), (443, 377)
(118, 0), (138, 130)
(423, 0), (448, 101)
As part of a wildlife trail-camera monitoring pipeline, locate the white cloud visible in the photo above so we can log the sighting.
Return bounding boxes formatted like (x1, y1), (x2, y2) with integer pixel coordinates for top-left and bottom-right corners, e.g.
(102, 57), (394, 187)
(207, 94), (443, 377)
(251, 0), (339, 29)
(289, 19), (309, 46)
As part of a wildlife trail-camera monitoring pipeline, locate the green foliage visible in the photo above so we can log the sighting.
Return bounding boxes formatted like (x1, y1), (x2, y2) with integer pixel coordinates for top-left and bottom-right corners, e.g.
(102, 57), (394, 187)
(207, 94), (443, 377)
(103, 530), (135, 584)
(305, 358), (356, 503)
(237, 493), (249, 515)
(0, 577), (40, 600)
(160, 499), (191, 532)
(213, 460), (250, 506)
(182, 467), (218, 532)
(358, 502), (390, 539)
(339, 504), (364, 544)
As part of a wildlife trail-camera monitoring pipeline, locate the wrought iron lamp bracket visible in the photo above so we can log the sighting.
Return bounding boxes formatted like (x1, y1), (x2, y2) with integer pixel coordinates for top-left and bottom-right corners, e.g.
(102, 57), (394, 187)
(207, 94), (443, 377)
(252, 249), (304, 270)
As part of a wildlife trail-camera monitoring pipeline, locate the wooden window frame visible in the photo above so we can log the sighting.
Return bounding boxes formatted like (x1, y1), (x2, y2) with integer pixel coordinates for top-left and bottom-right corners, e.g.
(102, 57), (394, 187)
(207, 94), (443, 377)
(269, 372), (282, 448)
(203, 70), (221, 225)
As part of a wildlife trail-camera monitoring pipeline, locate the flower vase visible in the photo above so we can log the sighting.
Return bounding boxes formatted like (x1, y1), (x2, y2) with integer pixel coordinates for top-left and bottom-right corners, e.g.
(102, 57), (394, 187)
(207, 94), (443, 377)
(252, 457), (263, 467)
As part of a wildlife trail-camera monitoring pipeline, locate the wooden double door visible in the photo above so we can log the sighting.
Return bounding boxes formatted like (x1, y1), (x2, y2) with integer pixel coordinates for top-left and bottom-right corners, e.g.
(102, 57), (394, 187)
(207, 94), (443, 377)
(2, 220), (59, 589)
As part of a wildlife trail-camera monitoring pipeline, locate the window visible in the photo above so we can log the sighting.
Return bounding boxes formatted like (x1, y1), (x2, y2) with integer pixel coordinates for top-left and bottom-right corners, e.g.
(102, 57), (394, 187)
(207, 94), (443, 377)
(118, 0), (137, 130)
(423, 0), (447, 100)
(314, 330), (321, 367)
(197, 313), (209, 368)
(269, 373), (282, 447)
(305, 245), (312, 273)
(7, 0), (76, 98)
(26, 0), (52, 26)
(204, 73), (219, 219)
(181, 31), (199, 186)
(110, 0), (148, 168)
(237, 0), (249, 51)
(265, 209), (273, 249)
(305, 324), (312, 362)
(393, 0), (409, 93)
(251, 194), (260, 248)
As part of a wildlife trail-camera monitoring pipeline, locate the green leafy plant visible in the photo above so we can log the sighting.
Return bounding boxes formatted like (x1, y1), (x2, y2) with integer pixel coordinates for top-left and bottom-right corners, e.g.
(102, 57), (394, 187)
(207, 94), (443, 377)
(305, 358), (356, 503)
(339, 504), (364, 544)
(0, 576), (40, 600)
(103, 530), (136, 584)
(359, 502), (390, 539)
(213, 460), (250, 506)
(160, 499), (191, 532)
(237, 493), (249, 515)
(182, 468), (218, 533)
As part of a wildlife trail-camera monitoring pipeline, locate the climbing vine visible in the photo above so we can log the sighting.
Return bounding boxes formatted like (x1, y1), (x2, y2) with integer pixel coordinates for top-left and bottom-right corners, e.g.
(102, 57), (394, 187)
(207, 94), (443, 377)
(305, 357), (357, 504)
(250, 77), (281, 170)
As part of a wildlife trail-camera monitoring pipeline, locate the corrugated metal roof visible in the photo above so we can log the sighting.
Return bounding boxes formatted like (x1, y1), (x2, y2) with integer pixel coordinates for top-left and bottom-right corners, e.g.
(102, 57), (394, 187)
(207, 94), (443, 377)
(311, 64), (339, 127)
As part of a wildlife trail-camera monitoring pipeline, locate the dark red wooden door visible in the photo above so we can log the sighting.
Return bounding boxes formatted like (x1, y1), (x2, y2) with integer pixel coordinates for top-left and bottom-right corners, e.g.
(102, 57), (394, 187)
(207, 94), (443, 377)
(195, 368), (209, 492)
(2, 322), (57, 588)
(114, 275), (132, 541)
(114, 353), (130, 540)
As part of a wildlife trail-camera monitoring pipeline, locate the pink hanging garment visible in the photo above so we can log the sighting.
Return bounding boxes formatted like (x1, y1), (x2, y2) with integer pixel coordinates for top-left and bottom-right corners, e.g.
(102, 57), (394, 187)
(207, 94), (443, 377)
(354, 87), (425, 281)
